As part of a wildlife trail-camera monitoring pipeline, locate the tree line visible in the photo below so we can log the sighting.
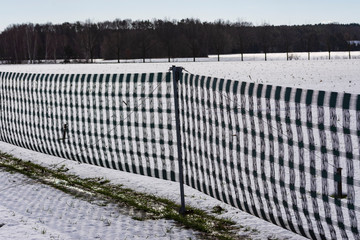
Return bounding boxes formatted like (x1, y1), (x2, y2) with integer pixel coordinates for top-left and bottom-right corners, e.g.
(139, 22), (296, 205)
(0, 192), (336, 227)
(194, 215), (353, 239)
(0, 18), (359, 64)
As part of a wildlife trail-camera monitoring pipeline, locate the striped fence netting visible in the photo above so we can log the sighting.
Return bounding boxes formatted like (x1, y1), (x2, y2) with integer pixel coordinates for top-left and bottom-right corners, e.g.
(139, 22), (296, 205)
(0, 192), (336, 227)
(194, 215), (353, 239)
(179, 72), (360, 240)
(1, 69), (360, 239)
(0, 71), (179, 181)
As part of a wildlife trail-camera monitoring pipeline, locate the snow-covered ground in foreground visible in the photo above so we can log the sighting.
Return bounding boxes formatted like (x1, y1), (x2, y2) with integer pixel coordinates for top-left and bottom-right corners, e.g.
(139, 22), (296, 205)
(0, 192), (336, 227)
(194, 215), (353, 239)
(0, 158), (198, 240)
(0, 141), (305, 240)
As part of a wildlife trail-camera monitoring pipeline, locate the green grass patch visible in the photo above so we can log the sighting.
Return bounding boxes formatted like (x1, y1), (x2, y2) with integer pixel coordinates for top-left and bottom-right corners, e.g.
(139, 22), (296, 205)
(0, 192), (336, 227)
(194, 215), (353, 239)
(330, 194), (347, 199)
(0, 151), (249, 240)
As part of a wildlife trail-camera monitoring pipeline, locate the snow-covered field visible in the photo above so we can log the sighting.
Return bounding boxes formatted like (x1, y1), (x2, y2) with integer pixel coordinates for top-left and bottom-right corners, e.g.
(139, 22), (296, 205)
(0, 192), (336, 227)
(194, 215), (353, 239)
(91, 51), (360, 63)
(1, 57), (359, 94)
(1, 57), (359, 239)
(13, 51), (359, 65)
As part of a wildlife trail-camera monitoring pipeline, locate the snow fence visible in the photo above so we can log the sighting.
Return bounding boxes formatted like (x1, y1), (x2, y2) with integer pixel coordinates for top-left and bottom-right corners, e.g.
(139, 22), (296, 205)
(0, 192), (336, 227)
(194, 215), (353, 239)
(1, 70), (360, 240)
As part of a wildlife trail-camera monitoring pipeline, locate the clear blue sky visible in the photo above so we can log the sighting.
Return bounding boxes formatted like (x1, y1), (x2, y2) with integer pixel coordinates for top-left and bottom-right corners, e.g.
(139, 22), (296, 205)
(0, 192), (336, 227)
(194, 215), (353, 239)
(1, 0), (359, 31)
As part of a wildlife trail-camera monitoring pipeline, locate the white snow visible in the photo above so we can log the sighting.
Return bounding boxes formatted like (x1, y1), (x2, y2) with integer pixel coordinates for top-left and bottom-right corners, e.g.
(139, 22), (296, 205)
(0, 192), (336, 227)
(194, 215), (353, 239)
(0, 165), (199, 240)
(1, 57), (359, 94)
(0, 141), (304, 240)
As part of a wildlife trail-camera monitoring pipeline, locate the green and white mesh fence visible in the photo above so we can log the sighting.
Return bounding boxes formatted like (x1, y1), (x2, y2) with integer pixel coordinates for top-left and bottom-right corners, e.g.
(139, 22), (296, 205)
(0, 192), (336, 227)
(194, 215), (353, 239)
(179, 72), (360, 240)
(0, 71), (178, 181)
(1, 69), (360, 239)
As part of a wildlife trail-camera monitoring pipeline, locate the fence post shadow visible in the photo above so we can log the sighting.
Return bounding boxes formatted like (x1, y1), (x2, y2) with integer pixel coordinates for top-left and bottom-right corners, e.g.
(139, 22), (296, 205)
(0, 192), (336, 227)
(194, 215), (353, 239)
(170, 65), (186, 215)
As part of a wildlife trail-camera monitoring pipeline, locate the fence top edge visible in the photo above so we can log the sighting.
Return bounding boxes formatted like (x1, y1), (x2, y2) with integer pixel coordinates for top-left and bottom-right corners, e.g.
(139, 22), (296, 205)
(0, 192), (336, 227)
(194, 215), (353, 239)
(0, 71), (172, 83)
(183, 72), (360, 110)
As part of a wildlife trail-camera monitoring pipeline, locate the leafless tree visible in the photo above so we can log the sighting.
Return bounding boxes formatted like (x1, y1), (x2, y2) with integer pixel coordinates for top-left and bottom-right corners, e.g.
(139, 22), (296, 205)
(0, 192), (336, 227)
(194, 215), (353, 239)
(155, 19), (177, 62)
(133, 20), (155, 63)
(77, 20), (99, 63)
(25, 24), (38, 64)
(209, 20), (231, 62)
(181, 18), (204, 62)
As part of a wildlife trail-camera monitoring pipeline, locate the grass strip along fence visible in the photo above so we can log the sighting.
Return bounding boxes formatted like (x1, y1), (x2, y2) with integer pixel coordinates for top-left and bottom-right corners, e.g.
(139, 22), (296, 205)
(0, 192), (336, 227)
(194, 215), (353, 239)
(1, 68), (360, 239)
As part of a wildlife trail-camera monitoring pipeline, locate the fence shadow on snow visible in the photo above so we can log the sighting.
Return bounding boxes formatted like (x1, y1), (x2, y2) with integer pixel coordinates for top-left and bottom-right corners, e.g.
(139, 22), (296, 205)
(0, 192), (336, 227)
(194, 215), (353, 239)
(0, 69), (360, 239)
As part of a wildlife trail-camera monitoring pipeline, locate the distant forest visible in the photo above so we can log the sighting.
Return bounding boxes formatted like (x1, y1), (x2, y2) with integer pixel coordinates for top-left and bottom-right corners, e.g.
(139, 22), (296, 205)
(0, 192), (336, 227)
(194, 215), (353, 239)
(0, 18), (360, 64)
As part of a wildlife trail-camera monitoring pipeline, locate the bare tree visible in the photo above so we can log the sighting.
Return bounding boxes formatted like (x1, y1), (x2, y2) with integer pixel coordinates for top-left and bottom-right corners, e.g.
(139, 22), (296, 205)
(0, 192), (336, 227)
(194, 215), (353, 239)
(113, 19), (131, 63)
(25, 24), (39, 64)
(0, 25), (23, 63)
(305, 32), (319, 60)
(155, 19), (176, 62)
(279, 26), (294, 61)
(234, 21), (252, 61)
(77, 20), (99, 63)
(133, 20), (155, 63)
(42, 23), (58, 63)
(209, 20), (231, 62)
(258, 23), (271, 61)
(181, 18), (204, 62)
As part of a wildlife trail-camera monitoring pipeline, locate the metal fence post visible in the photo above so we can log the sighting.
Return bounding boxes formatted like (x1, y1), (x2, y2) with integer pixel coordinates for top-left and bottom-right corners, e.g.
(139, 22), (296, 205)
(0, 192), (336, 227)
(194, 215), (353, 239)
(170, 65), (186, 215)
